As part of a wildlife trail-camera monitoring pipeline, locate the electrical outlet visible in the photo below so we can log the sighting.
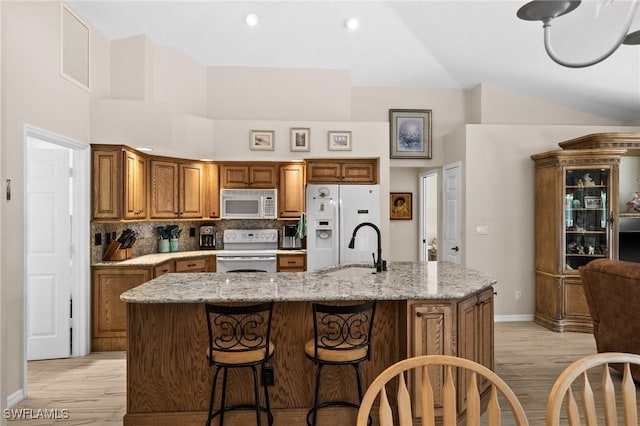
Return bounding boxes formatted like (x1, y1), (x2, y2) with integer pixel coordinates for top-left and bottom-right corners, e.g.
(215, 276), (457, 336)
(515, 290), (522, 301)
(189, 227), (196, 237)
(262, 366), (275, 386)
(95, 233), (102, 246)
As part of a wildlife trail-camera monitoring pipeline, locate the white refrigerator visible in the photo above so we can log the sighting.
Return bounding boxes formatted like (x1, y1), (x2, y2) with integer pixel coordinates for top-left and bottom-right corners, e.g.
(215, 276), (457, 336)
(306, 184), (380, 271)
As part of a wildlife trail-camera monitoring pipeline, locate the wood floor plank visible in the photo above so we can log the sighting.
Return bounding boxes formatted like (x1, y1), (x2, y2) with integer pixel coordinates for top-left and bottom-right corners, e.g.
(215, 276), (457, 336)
(9, 322), (638, 425)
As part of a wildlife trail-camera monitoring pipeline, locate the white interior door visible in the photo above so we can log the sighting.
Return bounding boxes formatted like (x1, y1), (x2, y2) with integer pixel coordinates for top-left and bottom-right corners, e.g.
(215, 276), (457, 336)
(419, 171), (438, 262)
(26, 139), (71, 360)
(443, 162), (462, 264)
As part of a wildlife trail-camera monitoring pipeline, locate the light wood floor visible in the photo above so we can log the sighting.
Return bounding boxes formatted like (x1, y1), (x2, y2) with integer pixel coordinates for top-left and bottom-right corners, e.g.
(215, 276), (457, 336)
(8, 322), (636, 425)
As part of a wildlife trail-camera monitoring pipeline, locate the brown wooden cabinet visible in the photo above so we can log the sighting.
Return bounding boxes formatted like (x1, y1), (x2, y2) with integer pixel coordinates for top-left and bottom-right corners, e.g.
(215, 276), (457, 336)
(306, 159), (377, 184)
(91, 267), (151, 351)
(150, 159), (204, 219)
(278, 163), (305, 218)
(153, 260), (174, 277)
(220, 164), (277, 188)
(205, 163), (220, 218)
(277, 253), (306, 272)
(531, 148), (625, 332)
(92, 145), (147, 220)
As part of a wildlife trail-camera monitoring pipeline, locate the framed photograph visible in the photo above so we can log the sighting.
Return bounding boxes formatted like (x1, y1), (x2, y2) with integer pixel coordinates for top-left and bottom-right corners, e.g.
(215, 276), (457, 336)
(328, 131), (352, 151)
(250, 130), (275, 151)
(584, 196), (602, 209)
(390, 192), (412, 220)
(389, 109), (432, 159)
(290, 128), (310, 152)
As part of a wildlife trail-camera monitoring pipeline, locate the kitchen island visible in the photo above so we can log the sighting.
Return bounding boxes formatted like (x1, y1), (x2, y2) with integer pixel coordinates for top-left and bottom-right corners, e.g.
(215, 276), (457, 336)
(120, 261), (496, 426)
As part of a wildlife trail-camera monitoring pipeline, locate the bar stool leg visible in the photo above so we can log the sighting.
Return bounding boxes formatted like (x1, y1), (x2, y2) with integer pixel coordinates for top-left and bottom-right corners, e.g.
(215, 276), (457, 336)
(353, 364), (363, 402)
(220, 367), (229, 425)
(262, 365), (274, 426)
(207, 366), (221, 426)
(250, 365), (261, 426)
(308, 364), (324, 426)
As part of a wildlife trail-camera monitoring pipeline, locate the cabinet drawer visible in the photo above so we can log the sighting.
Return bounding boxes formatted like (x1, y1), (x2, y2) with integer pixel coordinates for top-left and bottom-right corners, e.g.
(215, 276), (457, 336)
(277, 254), (306, 271)
(154, 261), (175, 277)
(175, 258), (207, 272)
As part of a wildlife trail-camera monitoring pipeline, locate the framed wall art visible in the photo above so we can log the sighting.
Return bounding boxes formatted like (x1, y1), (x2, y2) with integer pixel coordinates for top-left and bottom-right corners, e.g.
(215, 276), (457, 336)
(328, 131), (351, 151)
(290, 128), (310, 152)
(250, 130), (275, 151)
(390, 192), (412, 220)
(389, 109), (432, 159)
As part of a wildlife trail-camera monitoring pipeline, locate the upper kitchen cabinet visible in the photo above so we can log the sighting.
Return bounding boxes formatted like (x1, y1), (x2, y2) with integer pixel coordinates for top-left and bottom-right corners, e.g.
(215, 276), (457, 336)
(150, 159), (204, 219)
(306, 159), (378, 184)
(279, 163), (305, 218)
(220, 164), (277, 188)
(205, 163), (220, 219)
(92, 145), (147, 221)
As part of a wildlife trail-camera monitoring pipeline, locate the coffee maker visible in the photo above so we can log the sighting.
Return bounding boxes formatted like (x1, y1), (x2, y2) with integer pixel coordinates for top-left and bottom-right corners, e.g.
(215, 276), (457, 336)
(281, 224), (303, 250)
(199, 225), (216, 250)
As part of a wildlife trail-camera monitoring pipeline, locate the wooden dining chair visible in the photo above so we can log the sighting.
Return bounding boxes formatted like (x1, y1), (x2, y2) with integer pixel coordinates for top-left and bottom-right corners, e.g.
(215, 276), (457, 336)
(356, 354), (529, 426)
(546, 352), (640, 426)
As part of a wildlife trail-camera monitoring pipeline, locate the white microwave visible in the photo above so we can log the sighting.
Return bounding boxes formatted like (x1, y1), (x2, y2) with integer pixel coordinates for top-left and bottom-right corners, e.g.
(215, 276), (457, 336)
(220, 189), (277, 219)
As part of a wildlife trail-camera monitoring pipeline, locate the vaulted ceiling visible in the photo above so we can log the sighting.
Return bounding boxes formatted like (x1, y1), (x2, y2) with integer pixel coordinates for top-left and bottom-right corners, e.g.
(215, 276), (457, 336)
(68, 0), (640, 123)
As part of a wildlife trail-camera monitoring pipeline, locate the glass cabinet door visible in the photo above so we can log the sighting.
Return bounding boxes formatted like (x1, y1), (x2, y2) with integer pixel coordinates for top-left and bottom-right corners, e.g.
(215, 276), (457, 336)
(564, 167), (611, 272)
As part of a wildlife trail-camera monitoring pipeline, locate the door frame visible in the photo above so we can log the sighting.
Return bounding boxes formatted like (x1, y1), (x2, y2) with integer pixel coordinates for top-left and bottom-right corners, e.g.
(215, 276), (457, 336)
(22, 124), (90, 386)
(418, 170), (439, 261)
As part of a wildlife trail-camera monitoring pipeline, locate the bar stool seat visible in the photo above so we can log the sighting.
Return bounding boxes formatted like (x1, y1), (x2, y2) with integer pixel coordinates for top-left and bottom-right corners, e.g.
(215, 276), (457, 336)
(304, 300), (377, 426)
(204, 302), (275, 426)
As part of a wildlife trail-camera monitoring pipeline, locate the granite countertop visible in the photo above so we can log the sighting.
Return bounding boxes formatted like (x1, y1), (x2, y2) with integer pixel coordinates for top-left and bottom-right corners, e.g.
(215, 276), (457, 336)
(93, 249), (306, 267)
(120, 261), (497, 304)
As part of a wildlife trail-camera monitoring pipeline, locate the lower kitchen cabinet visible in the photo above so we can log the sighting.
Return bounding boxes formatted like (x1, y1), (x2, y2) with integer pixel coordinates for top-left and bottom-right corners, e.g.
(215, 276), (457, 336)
(91, 267), (151, 352)
(91, 255), (216, 351)
(277, 253), (306, 272)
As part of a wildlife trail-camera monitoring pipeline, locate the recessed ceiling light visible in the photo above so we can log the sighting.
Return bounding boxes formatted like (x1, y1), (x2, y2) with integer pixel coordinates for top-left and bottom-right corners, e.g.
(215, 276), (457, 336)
(345, 18), (359, 31)
(136, 147), (153, 152)
(245, 13), (259, 26)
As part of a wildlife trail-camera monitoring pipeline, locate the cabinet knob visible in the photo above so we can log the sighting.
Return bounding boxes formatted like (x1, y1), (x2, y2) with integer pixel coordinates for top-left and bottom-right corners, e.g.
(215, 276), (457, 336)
(416, 312), (423, 318)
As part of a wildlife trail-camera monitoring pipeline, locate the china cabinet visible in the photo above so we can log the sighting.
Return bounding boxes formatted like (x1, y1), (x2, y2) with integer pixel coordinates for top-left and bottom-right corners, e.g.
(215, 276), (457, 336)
(531, 148), (626, 332)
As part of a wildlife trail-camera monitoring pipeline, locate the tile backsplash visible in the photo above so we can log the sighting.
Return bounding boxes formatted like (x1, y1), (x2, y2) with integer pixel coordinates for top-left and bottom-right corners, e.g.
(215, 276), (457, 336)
(91, 219), (300, 264)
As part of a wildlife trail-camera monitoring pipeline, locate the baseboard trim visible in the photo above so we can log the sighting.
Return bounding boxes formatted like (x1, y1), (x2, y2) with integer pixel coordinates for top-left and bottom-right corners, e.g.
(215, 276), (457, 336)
(7, 389), (25, 408)
(495, 314), (534, 322)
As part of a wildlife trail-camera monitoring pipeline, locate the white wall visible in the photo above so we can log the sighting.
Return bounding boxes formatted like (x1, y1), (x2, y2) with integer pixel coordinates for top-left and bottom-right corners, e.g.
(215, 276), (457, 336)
(0, 1), (5, 421)
(1, 0), (108, 403)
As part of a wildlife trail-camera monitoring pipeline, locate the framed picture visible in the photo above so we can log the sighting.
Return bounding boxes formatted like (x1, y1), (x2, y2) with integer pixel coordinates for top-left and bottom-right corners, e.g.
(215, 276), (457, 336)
(328, 131), (352, 151)
(389, 109), (432, 159)
(390, 192), (412, 220)
(584, 196), (602, 209)
(250, 130), (275, 151)
(290, 128), (310, 152)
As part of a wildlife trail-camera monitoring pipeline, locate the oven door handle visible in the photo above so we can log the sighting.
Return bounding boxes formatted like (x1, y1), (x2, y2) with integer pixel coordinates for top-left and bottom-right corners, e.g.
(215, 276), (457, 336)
(217, 257), (277, 261)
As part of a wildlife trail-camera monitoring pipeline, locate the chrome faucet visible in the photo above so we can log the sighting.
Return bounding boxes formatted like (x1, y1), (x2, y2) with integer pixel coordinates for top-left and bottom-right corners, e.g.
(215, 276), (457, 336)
(348, 222), (386, 273)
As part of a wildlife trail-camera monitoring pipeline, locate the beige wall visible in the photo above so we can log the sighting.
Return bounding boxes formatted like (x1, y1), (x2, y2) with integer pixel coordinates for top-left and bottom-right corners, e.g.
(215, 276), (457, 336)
(0, 0), (4, 420)
(389, 167), (420, 261)
(110, 35), (153, 101)
(464, 124), (640, 318)
(1, 0), (108, 402)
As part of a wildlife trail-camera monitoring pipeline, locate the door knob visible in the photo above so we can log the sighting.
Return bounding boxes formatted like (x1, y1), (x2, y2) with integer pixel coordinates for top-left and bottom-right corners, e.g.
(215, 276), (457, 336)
(451, 246), (460, 252)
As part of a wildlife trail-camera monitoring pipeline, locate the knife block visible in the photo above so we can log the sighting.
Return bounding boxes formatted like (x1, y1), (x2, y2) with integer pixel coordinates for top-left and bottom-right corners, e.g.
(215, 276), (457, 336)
(103, 241), (132, 261)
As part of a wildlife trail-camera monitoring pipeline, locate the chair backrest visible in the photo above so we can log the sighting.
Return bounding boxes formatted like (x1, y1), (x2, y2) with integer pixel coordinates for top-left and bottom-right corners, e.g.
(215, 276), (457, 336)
(204, 301), (273, 362)
(311, 300), (376, 361)
(356, 354), (529, 426)
(546, 352), (640, 426)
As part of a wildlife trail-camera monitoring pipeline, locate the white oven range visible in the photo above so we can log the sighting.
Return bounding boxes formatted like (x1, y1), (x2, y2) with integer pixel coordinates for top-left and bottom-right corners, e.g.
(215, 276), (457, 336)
(216, 229), (278, 273)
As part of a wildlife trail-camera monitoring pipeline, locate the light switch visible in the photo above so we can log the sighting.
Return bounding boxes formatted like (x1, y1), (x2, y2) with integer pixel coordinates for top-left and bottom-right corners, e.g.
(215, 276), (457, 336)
(476, 225), (489, 235)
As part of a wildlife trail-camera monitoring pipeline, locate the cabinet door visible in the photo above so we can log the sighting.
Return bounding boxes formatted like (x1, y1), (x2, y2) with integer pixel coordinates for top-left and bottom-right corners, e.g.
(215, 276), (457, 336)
(153, 260), (174, 278)
(206, 163), (220, 218)
(249, 166), (277, 188)
(341, 162), (376, 183)
(123, 150), (147, 220)
(150, 160), (179, 219)
(92, 149), (121, 219)
(179, 162), (204, 218)
(91, 268), (151, 351)
(411, 302), (453, 415)
(279, 164), (305, 218)
(220, 165), (249, 188)
(306, 162), (342, 183)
